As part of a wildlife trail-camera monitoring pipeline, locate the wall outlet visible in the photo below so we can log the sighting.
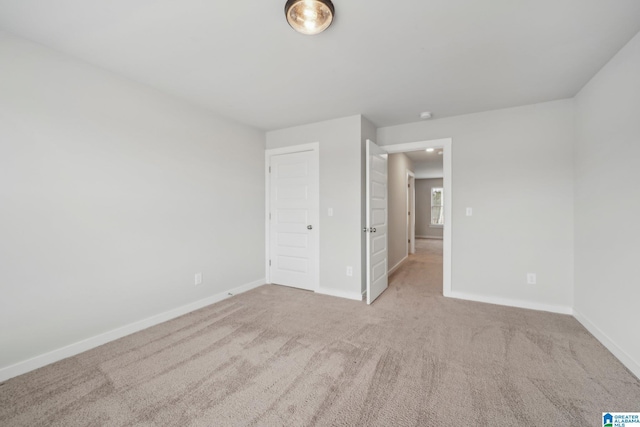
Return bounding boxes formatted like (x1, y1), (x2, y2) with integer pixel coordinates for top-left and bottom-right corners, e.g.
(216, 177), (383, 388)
(527, 273), (536, 285)
(346, 266), (353, 277)
(195, 273), (203, 286)
(466, 207), (473, 216)
(328, 208), (334, 217)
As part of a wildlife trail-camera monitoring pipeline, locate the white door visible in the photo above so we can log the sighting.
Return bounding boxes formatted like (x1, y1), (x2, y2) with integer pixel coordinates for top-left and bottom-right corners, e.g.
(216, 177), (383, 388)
(269, 149), (319, 291)
(366, 139), (388, 304)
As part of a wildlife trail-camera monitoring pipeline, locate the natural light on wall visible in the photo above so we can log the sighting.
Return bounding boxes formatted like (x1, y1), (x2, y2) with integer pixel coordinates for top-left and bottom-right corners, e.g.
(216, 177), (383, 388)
(431, 187), (444, 225)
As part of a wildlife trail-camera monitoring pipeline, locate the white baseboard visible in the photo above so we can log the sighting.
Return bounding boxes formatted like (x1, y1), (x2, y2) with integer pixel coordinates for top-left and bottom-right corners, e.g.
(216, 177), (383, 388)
(316, 287), (363, 301)
(0, 278), (265, 383)
(388, 256), (408, 276)
(573, 309), (640, 380)
(227, 278), (265, 296)
(446, 290), (573, 315)
(416, 235), (443, 240)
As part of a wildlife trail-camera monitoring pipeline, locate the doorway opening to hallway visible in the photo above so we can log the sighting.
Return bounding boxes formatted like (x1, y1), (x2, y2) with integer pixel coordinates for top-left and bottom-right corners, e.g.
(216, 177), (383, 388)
(381, 139), (451, 300)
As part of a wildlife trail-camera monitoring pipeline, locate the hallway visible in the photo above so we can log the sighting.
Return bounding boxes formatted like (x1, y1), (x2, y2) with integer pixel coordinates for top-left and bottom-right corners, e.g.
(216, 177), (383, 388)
(383, 238), (444, 305)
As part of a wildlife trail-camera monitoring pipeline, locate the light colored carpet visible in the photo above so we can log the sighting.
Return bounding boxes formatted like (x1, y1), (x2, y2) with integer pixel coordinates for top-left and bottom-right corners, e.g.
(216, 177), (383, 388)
(1, 239), (638, 426)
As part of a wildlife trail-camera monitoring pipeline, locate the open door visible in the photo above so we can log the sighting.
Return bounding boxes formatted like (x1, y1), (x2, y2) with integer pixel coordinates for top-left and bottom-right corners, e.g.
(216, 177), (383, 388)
(366, 139), (388, 304)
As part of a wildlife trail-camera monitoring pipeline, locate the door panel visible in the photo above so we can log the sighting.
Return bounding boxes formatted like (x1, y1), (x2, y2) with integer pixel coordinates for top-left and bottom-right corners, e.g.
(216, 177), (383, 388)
(269, 150), (318, 291)
(366, 139), (388, 304)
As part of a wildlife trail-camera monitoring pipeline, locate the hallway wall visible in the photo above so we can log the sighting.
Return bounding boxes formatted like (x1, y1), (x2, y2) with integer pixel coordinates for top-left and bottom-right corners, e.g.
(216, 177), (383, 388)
(387, 153), (414, 271)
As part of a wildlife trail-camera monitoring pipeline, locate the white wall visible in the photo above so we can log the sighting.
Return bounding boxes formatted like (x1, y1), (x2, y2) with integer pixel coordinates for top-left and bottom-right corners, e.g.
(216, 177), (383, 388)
(0, 33), (265, 374)
(416, 178), (444, 239)
(378, 100), (575, 313)
(266, 116), (363, 299)
(574, 31), (640, 378)
(387, 153), (414, 270)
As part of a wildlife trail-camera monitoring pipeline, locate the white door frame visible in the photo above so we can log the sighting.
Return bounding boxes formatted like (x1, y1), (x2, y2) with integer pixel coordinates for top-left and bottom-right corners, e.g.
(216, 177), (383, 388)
(265, 142), (320, 289)
(383, 138), (452, 297)
(407, 171), (416, 255)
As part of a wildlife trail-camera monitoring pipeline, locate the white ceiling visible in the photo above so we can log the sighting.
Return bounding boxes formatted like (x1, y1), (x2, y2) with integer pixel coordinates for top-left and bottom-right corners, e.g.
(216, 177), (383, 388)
(1, 1), (639, 131)
(404, 150), (443, 179)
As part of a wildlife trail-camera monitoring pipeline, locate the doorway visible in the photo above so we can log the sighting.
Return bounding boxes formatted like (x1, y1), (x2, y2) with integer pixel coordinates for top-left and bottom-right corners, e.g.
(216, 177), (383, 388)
(383, 139), (452, 297)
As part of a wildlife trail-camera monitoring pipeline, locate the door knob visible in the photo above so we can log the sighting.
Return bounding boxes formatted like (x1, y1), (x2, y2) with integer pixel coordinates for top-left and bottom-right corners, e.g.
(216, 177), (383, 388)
(372, 228), (377, 232)
(307, 225), (313, 230)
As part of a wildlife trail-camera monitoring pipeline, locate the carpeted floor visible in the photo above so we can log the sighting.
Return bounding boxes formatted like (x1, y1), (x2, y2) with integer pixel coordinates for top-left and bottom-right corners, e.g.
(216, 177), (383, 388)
(1, 239), (639, 426)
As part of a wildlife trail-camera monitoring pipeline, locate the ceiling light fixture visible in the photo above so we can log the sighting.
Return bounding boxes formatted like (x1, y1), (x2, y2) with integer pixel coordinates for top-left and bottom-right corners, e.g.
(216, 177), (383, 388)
(426, 148), (435, 153)
(420, 111), (432, 120)
(285, 0), (335, 35)
(438, 151), (443, 155)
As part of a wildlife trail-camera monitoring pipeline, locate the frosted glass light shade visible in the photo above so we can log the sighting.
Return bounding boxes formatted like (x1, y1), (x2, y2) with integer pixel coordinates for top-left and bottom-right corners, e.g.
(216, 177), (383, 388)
(285, 0), (335, 35)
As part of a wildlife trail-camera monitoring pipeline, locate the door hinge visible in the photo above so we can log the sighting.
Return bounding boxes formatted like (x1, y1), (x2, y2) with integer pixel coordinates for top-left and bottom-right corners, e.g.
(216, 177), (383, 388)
(269, 166), (271, 173)
(408, 211), (411, 215)
(269, 260), (271, 266)
(269, 212), (271, 220)
(408, 239), (411, 243)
